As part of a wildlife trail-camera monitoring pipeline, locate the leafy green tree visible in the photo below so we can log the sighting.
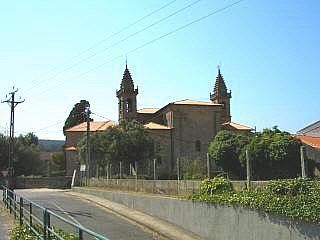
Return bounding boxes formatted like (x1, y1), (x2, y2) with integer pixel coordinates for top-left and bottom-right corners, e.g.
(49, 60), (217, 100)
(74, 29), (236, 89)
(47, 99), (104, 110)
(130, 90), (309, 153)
(18, 132), (39, 146)
(208, 130), (252, 179)
(63, 100), (90, 134)
(241, 127), (301, 179)
(0, 133), (42, 176)
(14, 134), (41, 176)
(50, 152), (66, 176)
(119, 120), (154, 166)
(0, 134), (9, 171)
(78, 120), (155, 175)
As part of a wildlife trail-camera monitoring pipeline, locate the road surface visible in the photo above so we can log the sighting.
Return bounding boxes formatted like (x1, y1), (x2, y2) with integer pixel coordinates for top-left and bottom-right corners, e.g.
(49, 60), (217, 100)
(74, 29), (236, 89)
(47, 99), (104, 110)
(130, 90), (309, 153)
(16, 189), (166, 240)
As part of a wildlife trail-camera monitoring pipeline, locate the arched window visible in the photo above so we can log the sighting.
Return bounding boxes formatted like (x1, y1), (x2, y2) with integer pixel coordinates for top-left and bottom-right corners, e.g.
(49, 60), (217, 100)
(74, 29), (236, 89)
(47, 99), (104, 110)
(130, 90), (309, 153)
(126, 98), (132, 112)
(195, 140), (201, 152)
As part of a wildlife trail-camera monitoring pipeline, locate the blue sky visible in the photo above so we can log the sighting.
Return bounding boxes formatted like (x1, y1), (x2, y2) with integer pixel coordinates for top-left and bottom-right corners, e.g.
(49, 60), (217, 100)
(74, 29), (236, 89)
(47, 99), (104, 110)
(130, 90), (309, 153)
(0, 0), (319, 140)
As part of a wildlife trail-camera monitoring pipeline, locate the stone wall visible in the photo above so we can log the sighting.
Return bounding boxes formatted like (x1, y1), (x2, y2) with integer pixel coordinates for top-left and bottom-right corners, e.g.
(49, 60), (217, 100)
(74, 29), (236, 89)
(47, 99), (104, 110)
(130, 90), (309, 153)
(15, 176), (72, 189)
(172, 105), (221, 162)
(74, 187), (320, 240)
(146, 129), (173, 173)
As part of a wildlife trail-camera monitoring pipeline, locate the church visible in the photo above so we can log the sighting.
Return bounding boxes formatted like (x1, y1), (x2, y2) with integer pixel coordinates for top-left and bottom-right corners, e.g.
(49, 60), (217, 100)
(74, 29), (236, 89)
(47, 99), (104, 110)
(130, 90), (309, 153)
(116, 64), (251, 174)
(64, 64), (251, 176)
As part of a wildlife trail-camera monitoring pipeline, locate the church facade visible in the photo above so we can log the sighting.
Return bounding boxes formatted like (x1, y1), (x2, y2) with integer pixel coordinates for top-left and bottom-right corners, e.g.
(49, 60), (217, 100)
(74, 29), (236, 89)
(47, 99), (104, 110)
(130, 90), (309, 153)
(116, 64), (251, 174)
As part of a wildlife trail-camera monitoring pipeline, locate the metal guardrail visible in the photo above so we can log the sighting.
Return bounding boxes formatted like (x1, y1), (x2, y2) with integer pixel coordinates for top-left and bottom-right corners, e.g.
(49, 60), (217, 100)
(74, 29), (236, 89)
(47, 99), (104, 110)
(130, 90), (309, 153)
(1, 185), (109, 240)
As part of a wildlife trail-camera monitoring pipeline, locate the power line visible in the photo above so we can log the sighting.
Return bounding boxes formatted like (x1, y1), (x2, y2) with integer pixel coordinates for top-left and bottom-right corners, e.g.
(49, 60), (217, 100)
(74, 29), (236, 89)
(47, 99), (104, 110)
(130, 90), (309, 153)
(23, 0), (203, 95)
(37, 121), (64, 132)
(20, 0), (178, 92)
(91, 111), (117, 123)
(26, 0), (244, 100)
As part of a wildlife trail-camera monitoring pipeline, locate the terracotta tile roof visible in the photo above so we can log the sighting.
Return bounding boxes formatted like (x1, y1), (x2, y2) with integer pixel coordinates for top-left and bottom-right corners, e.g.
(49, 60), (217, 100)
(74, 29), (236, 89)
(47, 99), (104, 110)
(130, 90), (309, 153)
(222, 122), (252, 131)
(173, 99), (222, 106)
(65, 121), (116, 132)
(137, 108), (159, 114)
(144, 122), (172, 130)
(295, 135), (320, 148)
(65, 146), (77, 151)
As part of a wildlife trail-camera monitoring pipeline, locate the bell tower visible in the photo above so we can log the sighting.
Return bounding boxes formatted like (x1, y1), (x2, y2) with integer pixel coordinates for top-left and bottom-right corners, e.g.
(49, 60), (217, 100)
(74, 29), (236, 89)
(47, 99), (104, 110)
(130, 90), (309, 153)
(116, 63), (138, 122)
(210, 68), (232, 123)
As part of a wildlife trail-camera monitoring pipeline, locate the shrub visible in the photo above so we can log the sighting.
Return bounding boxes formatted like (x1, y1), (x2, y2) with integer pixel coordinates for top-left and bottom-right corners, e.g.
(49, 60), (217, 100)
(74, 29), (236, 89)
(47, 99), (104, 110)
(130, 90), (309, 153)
(10, 223), (78, 240)
(200, 177), (233, 195)
(266, 178), (314, 196)
(193, 177), (320, 224)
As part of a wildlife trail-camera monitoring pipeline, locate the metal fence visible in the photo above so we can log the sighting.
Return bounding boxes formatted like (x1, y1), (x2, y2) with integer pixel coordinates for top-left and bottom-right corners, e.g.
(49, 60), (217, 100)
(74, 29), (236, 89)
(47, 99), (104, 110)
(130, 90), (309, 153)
(82, 155), (225, 182)
(1, 185), (109, 240)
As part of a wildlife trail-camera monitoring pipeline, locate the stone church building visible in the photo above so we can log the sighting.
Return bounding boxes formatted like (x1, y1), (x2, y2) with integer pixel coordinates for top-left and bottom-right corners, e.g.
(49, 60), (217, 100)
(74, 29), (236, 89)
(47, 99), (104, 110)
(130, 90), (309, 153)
(64, 64), (251, 176)
(116, 64), (251, 174)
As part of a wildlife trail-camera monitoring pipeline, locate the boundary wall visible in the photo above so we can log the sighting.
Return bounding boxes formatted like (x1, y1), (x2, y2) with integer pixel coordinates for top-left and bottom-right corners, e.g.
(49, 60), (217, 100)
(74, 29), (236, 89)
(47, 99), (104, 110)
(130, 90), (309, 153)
(88, 178), (268, 195)
(74, 187), (320, 240)
(15, 176), (72, 189)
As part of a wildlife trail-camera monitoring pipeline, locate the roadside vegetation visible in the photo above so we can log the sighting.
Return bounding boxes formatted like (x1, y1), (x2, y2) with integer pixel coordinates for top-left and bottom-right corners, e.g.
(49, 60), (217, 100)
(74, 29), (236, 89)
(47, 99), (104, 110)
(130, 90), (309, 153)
(192, 177), (320, 224)
(0, 133), (42, 177)
(10, 223), (78, 240)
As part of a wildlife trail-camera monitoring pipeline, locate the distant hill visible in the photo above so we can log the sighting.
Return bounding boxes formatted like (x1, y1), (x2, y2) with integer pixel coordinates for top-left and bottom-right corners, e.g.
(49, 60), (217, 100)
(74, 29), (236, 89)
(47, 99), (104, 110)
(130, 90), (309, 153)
(39, 139), (65, 152)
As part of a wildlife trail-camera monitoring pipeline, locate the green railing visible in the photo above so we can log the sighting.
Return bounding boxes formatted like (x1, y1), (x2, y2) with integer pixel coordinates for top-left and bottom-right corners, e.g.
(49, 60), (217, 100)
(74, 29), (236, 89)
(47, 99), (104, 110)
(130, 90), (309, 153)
(1, 185), (109, 240)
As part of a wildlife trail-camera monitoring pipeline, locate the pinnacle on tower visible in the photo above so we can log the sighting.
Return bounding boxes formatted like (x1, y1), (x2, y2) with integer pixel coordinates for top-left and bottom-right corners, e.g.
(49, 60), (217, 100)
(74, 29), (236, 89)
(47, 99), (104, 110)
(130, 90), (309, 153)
(210, 68), (231, 102)
(116, 63), (138, 122)
(120, 64), (134, 92)
(210, 68), (232, 122)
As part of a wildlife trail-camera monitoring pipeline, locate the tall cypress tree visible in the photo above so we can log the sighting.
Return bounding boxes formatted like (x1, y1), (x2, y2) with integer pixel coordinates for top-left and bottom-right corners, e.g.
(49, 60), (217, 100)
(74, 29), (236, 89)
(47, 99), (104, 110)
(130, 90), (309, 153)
(63, 100), (90, 135)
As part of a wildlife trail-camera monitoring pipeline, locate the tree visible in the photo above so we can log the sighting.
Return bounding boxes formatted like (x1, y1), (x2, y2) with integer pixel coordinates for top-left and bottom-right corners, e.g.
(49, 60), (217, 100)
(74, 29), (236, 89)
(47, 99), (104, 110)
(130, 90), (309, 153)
(241, 127), (301, 179)
(63, 100), (90, 134)
(0, 133), (42, 176)
(0, 134), (9, 171)
(18, 132), (39, 146)
(49, 152), (66, 176)
(119, 120), (154, 166)
(78, 120), (155, 176)
(208, 130), (251, 179)
(14, 134), (41, 176)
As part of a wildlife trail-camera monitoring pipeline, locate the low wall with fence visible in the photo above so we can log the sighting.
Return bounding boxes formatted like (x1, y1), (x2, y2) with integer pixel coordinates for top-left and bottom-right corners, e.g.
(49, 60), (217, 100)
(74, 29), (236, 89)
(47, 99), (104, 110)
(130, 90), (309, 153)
(74, 187), (320, 240)
(87, 178), (268, 195)
(15, 176), (72, 189)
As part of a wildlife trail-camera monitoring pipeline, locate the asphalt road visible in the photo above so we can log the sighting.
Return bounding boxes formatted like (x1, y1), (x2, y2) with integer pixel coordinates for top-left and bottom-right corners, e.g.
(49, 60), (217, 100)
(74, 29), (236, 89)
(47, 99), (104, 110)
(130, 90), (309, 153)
(15, 189), (165, 240)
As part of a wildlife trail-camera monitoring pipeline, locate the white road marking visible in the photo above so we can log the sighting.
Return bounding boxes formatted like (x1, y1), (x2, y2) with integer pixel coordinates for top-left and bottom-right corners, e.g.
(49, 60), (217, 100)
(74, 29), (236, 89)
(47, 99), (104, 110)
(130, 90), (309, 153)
(51, 201), (83, 227)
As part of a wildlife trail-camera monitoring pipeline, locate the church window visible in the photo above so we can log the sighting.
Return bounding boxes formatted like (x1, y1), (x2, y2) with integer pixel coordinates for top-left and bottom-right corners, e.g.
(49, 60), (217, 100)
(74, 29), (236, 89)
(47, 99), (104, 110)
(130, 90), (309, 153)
(195, 140), (201, 152)
(126, 98), (132, 112)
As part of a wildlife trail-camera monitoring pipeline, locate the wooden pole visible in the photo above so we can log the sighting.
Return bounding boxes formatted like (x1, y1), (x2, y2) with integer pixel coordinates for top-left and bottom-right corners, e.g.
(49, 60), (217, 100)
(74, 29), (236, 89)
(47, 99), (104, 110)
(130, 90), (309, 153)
(177, 157), (180, 195)
(135, 161), (138, 192)
(300, 146), (306, 178)
(246, 150), (251, 190)
(207, 153), (211, 179)
(153, 158), (156, 180)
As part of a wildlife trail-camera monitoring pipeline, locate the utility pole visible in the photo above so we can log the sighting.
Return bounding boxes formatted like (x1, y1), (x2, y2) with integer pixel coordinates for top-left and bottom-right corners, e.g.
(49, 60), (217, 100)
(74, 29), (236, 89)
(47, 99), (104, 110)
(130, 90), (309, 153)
(1, 87), (24, 191)
(246, 150), (251, 190)
(85, 104), (91, 184)
(300, 146), (307, 178)
(206, 153), (211, 179)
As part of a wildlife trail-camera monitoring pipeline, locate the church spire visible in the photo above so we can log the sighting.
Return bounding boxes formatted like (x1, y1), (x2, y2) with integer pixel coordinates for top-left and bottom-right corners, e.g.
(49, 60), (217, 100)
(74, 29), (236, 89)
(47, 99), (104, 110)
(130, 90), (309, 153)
(125, 56), (128, 70)
(120, 63), (134, 92)
(210, 68), (232, 122)
(212, 67), (227, 99)
(116, 63), (138, 122)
